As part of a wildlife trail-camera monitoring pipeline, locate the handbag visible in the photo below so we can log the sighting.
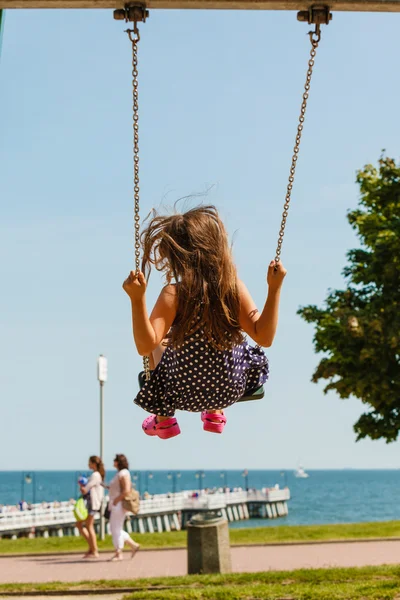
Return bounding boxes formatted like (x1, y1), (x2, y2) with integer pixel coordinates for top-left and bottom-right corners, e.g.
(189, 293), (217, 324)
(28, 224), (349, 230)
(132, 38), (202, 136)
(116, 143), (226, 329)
(122, 488), (140, 515)
(73, 496), (88, 522)
(103, 504), (111, 521)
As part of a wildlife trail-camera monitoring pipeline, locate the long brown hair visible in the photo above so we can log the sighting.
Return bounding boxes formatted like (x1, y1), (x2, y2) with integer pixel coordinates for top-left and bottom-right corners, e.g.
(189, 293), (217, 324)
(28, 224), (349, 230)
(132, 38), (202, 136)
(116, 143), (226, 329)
(89, 456), (105, 481)
(141, 205), (243, 350)
(114, 454), (129, 471)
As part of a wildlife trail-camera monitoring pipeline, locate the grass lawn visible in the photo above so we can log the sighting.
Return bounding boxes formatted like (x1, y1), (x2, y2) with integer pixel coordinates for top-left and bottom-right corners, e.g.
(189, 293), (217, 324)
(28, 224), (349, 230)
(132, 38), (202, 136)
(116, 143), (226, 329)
(1, 520), (400, 555)
(1, 566), (400, 598)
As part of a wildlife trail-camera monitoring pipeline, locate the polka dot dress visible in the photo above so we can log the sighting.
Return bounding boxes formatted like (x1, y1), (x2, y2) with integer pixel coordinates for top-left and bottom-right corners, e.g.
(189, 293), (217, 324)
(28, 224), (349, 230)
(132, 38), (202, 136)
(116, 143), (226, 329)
(134, 332), (269, 417)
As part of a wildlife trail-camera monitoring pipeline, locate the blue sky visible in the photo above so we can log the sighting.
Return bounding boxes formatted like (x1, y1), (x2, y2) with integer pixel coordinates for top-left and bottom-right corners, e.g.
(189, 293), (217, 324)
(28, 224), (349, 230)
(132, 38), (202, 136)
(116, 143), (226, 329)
(1, 8), (399, 471)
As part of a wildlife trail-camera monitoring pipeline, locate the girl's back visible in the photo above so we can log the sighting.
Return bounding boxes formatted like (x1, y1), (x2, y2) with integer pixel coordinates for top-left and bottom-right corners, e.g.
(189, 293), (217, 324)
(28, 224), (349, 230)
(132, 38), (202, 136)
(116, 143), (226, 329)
(141, 205), (243, 350)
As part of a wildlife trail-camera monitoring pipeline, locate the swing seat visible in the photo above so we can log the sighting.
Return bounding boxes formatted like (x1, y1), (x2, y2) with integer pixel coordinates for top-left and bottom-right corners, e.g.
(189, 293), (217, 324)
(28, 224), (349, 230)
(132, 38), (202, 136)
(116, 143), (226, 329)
(237, 385), (265, 403)
(138, 372), (264, 403)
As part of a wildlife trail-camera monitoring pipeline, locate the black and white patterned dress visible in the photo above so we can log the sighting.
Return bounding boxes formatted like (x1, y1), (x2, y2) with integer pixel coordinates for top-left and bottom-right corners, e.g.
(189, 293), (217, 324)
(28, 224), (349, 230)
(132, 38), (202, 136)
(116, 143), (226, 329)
(134, 331), (269, 417)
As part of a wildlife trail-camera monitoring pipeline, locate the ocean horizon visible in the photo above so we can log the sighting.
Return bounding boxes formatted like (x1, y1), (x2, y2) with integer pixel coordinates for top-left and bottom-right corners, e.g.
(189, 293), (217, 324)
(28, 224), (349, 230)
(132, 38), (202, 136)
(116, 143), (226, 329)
(1, 469), (400, 529)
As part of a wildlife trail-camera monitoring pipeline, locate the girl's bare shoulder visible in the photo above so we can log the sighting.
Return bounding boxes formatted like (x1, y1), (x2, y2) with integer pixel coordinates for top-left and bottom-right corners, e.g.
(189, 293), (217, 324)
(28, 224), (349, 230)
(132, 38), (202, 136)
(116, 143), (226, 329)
(163, 283), (178, 294)
(237, 279), (250, 297)
(158, 283), (179, 310)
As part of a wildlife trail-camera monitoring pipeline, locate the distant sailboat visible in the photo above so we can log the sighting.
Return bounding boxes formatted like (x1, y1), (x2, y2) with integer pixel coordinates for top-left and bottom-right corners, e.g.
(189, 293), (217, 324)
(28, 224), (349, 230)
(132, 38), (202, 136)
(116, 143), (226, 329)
(294, 465), (309, 479)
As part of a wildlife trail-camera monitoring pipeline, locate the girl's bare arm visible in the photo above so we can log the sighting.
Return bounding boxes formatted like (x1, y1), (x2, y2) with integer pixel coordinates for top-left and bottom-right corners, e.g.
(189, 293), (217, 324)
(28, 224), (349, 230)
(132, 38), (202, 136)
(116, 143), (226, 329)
(126, 280), (177, 356)
(238, 262), (286, 347)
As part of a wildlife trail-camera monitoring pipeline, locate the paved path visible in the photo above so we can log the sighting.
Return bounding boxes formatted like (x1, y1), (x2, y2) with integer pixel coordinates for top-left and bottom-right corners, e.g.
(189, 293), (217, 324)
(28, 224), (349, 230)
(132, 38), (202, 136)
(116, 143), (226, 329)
(1, 540), (400, 583)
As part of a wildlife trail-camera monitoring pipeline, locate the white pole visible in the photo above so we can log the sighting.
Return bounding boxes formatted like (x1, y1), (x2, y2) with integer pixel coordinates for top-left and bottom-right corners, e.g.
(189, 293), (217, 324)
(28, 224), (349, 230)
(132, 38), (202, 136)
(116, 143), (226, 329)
(100, 382), (104, 462)
(97, 355), (108, 542)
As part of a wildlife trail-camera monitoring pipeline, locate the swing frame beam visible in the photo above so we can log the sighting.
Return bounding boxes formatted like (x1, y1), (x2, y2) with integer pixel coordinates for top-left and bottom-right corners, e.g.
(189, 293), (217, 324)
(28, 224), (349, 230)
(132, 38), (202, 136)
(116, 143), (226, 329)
(1, 0), (400, 11)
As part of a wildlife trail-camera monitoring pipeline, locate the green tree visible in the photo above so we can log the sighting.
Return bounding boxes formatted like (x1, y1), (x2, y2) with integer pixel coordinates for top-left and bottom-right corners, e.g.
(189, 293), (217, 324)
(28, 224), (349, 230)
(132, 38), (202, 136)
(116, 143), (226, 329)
(298, 156), (400, 442)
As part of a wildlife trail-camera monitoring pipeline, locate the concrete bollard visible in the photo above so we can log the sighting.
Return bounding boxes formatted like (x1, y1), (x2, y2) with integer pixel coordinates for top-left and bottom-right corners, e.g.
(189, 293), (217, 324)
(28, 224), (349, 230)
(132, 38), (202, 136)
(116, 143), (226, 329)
(187, 511), (232, 575)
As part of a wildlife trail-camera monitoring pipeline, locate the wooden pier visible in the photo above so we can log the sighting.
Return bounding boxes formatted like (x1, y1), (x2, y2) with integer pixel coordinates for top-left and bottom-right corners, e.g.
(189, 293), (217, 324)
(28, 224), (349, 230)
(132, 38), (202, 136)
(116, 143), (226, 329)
(0, 488), (291, 538)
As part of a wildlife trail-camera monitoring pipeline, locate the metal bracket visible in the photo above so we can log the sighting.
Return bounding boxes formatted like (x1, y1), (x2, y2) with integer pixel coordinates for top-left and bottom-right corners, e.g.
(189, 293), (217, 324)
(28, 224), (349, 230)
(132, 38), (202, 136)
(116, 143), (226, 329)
(297, 5), (332, 24)
(0, 10), (5, 61)
(113, 4), (149, 23)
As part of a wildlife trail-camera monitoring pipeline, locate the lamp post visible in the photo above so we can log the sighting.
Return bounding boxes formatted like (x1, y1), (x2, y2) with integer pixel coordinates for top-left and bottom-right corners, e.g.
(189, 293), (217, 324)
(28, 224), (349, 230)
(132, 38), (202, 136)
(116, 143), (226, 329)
(220, 471), (228, 489)
(242, 469), (249, 491)
(21, 472), (36, 506)
(97, 355), (108, 541)
(97, 355), (107, 461)
(167, 472), (181, 495)
(175, 472), (181, 495)
(195, 470), (205, 493)
(133, 472), (142, 497)
(145, 472), (153, 494)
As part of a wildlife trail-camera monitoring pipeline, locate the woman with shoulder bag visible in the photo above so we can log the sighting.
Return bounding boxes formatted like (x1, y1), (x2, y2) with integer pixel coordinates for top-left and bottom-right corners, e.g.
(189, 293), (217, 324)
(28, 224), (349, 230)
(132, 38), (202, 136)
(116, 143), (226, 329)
(108, 454), (140, 562)
(77, 455), (105, 559)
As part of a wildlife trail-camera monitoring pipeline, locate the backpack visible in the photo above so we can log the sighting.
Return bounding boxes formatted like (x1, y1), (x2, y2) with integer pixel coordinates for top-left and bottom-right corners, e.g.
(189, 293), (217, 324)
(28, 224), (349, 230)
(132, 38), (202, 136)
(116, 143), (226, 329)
(122, 488), (140, 515)
(73, 497), (88, 522)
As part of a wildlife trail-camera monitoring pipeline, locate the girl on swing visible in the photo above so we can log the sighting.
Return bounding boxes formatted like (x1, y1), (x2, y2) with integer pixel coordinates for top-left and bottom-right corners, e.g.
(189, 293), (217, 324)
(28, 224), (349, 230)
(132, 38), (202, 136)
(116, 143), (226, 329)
(123, 205), (286, 439)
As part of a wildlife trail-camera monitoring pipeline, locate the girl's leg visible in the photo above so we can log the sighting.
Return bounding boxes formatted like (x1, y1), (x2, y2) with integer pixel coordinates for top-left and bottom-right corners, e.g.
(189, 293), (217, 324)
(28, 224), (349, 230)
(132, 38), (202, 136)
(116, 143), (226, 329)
(149, 342), (173, 424)
(109, 503), (127, 559)
(77, 520), (90, 542)
(157, 415), (175, 423)
(119, 529), (136, 548)
(201, 409), (227, 434)
(86, 515), (99, 557)
(76, 520), (91, 556)
(120, 530), (140, 557)
(113, 507), (140, 557)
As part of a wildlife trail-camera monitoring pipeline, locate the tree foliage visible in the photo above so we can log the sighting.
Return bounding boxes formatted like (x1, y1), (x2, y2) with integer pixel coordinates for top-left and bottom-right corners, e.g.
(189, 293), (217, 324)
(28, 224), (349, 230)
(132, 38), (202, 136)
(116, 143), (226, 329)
(298, 156), (400, 442)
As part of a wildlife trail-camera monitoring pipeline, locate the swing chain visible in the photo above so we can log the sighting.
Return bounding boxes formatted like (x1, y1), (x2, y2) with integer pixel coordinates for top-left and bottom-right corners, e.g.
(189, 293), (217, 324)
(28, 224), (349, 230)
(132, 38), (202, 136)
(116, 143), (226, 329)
(125, 14), (151, 380)
(274, 22), (322, 266)
(127, 25), (141, 274)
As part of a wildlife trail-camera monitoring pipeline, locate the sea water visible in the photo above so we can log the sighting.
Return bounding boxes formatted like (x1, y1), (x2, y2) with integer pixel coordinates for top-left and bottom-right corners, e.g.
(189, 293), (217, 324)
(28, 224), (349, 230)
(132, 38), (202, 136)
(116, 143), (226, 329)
(1, 469), (400, 528)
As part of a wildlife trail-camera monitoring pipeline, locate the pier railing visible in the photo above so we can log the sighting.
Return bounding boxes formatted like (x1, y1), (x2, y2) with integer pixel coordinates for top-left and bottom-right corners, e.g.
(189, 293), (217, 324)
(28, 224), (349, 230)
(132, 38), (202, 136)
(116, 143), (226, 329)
(248, 488), (290, 502)
(0, 502), (77, 532)
(0, 488), (290, 534)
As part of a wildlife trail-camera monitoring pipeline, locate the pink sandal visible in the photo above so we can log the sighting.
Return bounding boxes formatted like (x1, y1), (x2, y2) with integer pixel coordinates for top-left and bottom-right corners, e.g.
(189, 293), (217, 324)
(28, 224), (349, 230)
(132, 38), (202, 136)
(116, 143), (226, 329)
(142, 414), (181, 439)
(201, 411), (227, 434)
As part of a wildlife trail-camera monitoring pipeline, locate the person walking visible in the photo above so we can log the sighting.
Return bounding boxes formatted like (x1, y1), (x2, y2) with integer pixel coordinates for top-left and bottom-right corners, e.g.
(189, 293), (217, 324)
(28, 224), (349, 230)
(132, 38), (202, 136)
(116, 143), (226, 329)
(76, 456), (105, 559)
(108, 454), (140, 561)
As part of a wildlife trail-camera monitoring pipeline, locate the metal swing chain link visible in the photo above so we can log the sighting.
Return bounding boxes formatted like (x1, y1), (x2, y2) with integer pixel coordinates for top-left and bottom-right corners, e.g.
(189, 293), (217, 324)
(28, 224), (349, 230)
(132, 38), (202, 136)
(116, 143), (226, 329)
(128, 23), (151, 380)
(274, 27), (321, 266)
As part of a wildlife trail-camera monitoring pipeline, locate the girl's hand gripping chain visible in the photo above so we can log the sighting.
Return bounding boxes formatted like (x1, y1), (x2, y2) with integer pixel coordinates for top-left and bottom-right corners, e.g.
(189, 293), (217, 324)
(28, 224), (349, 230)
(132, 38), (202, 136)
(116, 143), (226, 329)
(123, 271), (147, 302)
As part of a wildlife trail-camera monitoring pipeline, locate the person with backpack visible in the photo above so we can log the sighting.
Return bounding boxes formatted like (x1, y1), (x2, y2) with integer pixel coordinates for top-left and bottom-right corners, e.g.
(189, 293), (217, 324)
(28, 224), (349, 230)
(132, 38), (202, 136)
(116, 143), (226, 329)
(108, 454), (140, 562)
